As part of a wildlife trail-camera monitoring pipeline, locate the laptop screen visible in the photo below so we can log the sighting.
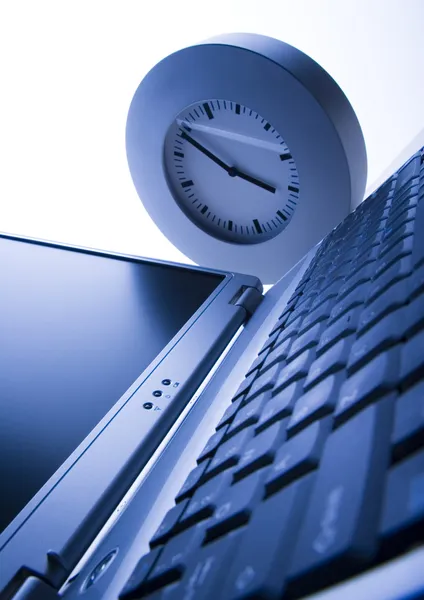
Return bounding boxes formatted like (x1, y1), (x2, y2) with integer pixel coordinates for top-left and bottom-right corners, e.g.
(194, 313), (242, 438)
(0, 237), (224, 536)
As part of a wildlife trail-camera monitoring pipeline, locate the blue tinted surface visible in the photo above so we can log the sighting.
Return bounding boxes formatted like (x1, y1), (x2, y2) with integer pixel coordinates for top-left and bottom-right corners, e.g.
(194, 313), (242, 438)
(0, 237), (223, 535)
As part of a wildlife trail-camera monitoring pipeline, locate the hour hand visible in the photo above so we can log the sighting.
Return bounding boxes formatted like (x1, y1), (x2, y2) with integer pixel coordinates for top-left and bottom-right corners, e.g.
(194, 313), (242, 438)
(232, 168), (276, 193)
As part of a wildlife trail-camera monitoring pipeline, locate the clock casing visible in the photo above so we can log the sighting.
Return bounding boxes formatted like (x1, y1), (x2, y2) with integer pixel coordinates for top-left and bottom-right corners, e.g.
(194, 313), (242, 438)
(126, 33), (367, 283)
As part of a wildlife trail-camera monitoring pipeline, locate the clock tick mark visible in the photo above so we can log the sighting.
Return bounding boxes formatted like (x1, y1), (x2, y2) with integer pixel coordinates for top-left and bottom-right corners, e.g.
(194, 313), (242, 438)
(200, 205), (208, 214)
(174, 151), (184, 158)
(203, 103), (214, 119)
(181, 180), (194, 188)
(277, 210), (287, 221)
(280, 153), (292, 161)
(288, 185), (299, 193)
(235, 103), (241, 114)
(253, 219), (262, 234)
(264, 122), (271, 131)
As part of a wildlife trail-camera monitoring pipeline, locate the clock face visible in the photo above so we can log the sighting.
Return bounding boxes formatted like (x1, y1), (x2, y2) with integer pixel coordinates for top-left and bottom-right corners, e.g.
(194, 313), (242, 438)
(163, 99), (300, 244)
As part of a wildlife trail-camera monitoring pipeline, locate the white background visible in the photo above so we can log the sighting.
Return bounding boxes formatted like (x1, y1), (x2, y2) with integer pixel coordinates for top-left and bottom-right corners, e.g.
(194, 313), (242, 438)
(1, 0), (423, 266)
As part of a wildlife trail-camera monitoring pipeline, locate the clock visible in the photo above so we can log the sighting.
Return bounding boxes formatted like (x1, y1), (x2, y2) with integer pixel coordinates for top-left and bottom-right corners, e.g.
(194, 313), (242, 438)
(126, 33), (367, 283)
(163, 100), (299, 244)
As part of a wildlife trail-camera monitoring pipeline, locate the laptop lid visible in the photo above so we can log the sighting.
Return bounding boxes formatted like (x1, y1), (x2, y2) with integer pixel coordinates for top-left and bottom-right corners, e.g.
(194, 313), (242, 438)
(0, 232), (262, 597)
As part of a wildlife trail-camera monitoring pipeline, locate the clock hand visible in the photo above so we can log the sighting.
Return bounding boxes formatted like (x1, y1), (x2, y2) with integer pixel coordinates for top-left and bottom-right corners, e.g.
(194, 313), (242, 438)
(231, 168), (276, 193)
(177, 119), (284, 153)
(181, 129), (276, 193)
(180, 130), (231, 173)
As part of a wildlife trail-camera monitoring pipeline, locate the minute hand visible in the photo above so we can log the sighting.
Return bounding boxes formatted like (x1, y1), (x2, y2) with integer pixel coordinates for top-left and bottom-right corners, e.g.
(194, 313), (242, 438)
(180, 130), (231, 172)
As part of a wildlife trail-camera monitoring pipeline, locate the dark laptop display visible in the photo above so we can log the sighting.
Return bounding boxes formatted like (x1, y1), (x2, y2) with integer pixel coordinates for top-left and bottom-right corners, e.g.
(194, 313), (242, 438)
(0, 238), (223, 536)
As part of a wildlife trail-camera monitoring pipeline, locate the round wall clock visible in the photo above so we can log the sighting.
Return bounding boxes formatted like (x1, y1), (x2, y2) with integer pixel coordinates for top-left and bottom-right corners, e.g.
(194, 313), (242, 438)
(126, 33), (367, 283)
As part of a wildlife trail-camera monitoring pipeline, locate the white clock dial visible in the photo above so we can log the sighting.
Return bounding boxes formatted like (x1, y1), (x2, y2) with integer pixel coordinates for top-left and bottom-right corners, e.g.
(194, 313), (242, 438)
(164, 100), (300, 244)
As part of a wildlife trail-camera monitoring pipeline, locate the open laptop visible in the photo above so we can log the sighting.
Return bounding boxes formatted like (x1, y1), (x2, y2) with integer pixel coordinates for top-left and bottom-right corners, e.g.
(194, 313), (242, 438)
(1, 139), (424, 600)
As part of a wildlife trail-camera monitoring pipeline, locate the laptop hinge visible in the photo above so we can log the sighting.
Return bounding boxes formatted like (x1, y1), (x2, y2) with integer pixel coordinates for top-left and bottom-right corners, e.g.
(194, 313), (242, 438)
(231, 285), (263, 318)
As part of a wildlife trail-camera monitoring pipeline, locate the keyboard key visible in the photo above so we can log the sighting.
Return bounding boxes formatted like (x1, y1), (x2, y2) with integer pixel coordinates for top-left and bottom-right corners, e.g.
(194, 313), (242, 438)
(150, 500), (190, 547)
(245, 352), (266, 377)
(197, 427), (227, 463)
(386, 206), (417, 236)
(268, 311), (291, 337)
(288, 399), (393, 596)
(380, 219), (414, 258)
(260, 336), (292, 372)
(329, 283), (369, 322)
(265, 418), (331, 496)
(367, 256), (412, 303)
(337, 263), (375, 301)
(120, 546), (161, 599)
(232, 372), (256, 401)
(288, 375), (342, 435)
(299, 299), (335, 335)
(388, 187), (419, 223)
(286, 322), (323, 362)
(412, 196), (424, 268)
(175, 463), (209, 503)
(274, 314), (305, 346)
(290, 293), (316, 316)
(358, 279), (408, 334)
(347, 311), (404, 374)
(382, 217), (414, 245)
(380, 449), (424, 553)
(243, 364), (280, 404)
(216, 397), (242, 430)
(205, 429), (253, 480)
(145, 525), (206, 594)
(335, 348), (399, 425)
(273, 348), (315, 393)
(353, 242), (380, 266)
(400, 329), (424, 388)
(255, 382), (301, 432)
(374, 236), (413, 278)
(219, 475), (314, 600)
(404, 293), (424, 337)
(392, 380), (424, 460)
(205, 471), (265, 542)
(258, 329), (279, 355)
(316, 307), (360, 356)
(409, 262), (424, 299)
(394, 154), (421, 192)
(227, 392), (269, 437)
(234, 421), (286, 481)
(310, 280), (342, 310)
(181, 472), (232, 527)
(305, 336), (353, 389)
(165, 531), (243, 600)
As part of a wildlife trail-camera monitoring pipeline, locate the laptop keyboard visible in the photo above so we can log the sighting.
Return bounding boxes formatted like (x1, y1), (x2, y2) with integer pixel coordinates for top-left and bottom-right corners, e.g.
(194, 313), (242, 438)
(120, 149), (424, 600)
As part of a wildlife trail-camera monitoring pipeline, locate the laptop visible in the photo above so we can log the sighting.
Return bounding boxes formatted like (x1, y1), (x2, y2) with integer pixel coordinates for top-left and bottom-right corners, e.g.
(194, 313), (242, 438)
(1, 139), (423, 600)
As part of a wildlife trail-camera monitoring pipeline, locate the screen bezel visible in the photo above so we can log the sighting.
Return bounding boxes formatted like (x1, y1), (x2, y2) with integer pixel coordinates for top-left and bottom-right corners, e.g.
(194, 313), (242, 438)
(0, 231), (261, 594)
